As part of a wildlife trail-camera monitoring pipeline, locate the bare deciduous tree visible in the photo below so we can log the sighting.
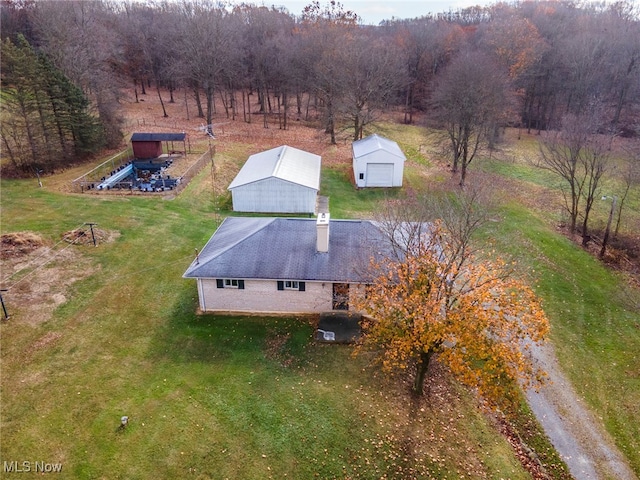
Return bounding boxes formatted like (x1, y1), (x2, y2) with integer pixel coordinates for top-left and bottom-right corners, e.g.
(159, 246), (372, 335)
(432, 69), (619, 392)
(173, 1), (241, 136)
(32, 0), (124, 147)
(357, 187), (549, 407)
(338, 31), (406, 141)
(537, 110), (612, 243)
(301, 0), (360, 144)
(430, 49), (513, 187)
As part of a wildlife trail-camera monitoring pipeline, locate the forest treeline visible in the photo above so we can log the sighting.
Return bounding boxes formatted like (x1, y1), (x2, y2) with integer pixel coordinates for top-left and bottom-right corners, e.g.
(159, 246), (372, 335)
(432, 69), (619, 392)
(1, 0), (639, 175)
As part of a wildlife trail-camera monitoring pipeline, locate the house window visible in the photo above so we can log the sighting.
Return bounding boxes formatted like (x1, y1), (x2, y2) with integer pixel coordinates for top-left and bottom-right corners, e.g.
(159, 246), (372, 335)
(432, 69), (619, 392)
(216, 278), (245, 289)
(359, 173), (364, 180)
(277, 280), (306, 291)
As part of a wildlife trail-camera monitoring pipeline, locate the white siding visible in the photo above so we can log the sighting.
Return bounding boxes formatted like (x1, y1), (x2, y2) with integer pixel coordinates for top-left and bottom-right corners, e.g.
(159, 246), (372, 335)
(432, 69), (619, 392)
(230, 178), (317, 213)
(198, 278), (333, 313)
(352, 136), (405, 188)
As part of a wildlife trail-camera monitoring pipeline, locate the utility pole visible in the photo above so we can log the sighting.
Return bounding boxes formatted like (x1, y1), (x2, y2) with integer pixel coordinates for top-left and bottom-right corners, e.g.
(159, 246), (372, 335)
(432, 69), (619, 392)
(0, 289), (9, 320)
(85, 223), (98, 247)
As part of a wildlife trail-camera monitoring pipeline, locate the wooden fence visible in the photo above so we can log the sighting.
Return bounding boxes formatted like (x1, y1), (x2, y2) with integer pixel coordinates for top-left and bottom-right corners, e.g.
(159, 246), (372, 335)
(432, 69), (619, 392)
(172, 147), (214, 196)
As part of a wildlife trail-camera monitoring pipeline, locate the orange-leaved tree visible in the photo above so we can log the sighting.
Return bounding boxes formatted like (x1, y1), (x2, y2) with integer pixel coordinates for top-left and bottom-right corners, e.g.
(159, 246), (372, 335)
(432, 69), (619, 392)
(354, 219), (549, 410)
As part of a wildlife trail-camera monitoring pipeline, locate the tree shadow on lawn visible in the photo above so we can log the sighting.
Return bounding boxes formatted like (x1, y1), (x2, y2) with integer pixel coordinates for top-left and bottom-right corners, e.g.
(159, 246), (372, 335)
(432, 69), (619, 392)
(147, 291), (316, 367)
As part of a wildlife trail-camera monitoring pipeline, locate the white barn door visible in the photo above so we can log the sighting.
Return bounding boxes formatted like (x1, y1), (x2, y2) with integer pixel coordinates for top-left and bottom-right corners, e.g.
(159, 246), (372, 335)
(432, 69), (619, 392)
(366, 163), (394, 187)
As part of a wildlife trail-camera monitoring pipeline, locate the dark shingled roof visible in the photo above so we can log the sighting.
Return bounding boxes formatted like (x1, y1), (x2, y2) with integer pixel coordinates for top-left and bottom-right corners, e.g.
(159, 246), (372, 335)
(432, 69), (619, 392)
(131, 132), (186, 142)
(183, 217), (394, 283)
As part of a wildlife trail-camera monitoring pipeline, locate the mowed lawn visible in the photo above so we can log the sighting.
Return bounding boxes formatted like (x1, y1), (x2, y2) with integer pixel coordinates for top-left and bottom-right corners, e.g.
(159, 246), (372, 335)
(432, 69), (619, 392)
(0, 171), (532, 479)
(1, 123), (638, 479)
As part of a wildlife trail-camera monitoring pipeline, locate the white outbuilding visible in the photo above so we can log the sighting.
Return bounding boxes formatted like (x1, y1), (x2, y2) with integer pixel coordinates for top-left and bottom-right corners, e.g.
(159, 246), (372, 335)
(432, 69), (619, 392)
(352, 134), (406, 188)
(228, 145), (321, 213)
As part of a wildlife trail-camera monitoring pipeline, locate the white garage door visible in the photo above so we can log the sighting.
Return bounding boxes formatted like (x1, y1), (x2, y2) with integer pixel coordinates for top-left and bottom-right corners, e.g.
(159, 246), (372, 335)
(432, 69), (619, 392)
(366, 163), (394, 187)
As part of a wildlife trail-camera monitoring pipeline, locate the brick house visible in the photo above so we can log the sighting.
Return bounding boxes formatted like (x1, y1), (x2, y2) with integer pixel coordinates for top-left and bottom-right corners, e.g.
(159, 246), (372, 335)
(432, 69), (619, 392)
(182, 215), (396, 314)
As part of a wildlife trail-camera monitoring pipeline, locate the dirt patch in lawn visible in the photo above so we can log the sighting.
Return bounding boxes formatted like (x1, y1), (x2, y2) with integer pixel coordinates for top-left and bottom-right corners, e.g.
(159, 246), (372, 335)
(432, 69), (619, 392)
(1, 231), (46, 259)
(0, 230), (116, 325)
(62, 227), (120, 246)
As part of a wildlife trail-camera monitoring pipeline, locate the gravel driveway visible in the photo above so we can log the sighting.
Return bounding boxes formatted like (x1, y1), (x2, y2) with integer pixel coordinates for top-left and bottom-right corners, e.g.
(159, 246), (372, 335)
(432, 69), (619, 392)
(526, 341), (637, 479)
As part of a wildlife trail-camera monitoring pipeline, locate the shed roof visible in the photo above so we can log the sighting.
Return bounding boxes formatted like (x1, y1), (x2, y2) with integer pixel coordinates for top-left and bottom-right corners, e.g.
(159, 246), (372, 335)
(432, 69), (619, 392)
(131, 132), (187, 142)
(183, 217), (393, 283)
(352, 134), (406, 161)
(227, 145), (321, 191)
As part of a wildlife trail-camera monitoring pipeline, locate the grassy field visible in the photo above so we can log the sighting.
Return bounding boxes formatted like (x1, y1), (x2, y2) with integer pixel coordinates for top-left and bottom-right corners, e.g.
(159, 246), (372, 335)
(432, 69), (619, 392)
(1, 121), (638, 479)
(0, 172), (536, 479)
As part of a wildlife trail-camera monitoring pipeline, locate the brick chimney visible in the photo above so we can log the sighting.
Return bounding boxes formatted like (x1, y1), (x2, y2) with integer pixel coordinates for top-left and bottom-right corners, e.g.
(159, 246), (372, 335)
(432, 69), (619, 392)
(316, 213), (330, 253)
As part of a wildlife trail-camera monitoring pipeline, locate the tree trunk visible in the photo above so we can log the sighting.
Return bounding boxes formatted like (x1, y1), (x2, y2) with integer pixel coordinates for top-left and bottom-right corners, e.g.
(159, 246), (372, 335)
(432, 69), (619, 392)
(157, 85), (168, 118)
(261, 88), (268, 129)
(242, 90), (248, 123)
(220, 89), (229, 118)
(184, 88), (190, 121)
(277, 94), (282, 130)
(45, 84), (69, 160)
(413, 349), (434, 395)
(205, 84), (214, 136)
(1, 131), (18, 169)
(19, 98), (39, 167)
(282, 92), (288, 130)
(194, 88), (204, 118)
(569, 184), (578, 234)
(231, 91), (237, 121)
(325, 97), (336, 144)
(599, 196), (617, 258)
(404, 85), (413, 125)
(460, 162), (468, 187)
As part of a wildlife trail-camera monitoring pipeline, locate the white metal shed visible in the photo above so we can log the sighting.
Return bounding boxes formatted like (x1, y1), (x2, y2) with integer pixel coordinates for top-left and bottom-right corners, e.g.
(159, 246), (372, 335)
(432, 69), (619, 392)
(352, 134), (406, 188)
(228, 145), (321, 213)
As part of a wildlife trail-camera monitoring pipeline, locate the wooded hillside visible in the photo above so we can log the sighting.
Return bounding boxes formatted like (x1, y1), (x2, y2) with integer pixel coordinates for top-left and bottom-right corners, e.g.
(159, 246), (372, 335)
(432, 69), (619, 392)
(1, 0), (639, 174)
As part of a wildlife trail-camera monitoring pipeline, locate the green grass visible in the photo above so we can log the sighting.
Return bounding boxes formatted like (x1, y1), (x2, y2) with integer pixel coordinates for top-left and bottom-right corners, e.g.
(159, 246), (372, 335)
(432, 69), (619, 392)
(0, 168), (532, 479)
(481, 201), (640, 473)
(320, 165), (404, 218)
(479, 157), (562, 188)
(2, 123), (638, 478)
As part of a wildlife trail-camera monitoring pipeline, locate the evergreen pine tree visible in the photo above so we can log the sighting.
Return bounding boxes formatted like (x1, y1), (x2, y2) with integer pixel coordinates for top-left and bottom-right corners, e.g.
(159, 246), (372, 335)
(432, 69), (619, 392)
(1, 34), (105, 174)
